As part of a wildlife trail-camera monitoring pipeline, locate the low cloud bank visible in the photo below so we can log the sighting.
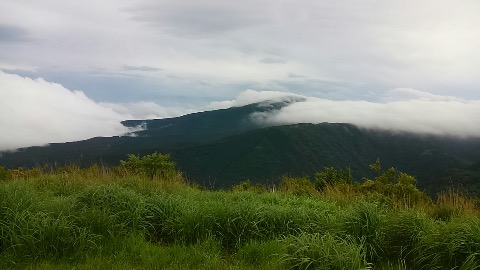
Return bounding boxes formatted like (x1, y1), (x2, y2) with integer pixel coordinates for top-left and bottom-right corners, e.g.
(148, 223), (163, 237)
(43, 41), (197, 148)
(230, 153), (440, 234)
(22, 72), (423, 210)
(0, 72), (186, 151)
(207, 89), (304, 109)
(0, 71), (129, 151)
(2, 70), (478, 152)
(217, 89), (480, 138)
(100, 101), (195, 120)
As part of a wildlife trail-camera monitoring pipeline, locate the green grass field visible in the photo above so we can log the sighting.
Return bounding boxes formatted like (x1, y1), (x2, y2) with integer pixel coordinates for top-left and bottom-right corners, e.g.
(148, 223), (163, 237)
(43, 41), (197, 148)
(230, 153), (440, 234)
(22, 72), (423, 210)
(1, 165), (480, 270)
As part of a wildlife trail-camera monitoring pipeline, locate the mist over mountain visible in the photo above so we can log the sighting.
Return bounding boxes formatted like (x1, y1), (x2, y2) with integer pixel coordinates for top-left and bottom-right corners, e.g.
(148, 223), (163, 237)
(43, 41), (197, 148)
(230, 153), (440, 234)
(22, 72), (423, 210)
(3, 71), (479, 152)
(218, 89), (480, 138)
(1, 98), (480, 195)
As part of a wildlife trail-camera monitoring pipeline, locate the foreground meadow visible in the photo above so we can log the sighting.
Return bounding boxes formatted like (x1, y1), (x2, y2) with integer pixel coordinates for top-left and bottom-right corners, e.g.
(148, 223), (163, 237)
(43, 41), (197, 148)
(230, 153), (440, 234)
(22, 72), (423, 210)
(1, 160), (480, 270)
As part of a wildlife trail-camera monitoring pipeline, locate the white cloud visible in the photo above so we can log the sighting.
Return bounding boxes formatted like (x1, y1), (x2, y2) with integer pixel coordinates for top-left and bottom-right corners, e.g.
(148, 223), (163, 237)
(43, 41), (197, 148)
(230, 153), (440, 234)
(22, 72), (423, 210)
(0, 71), (187, 151)
(217, 89), (480, 138)
(101, 101), (195, 120)
(233, 89), (304, 107)
(207, 100), (235, 110)
(381, 88), (464, 102)
(0, 71), (204, 151)
(206, 89), (305, 110)
(2, 70), (479, 153)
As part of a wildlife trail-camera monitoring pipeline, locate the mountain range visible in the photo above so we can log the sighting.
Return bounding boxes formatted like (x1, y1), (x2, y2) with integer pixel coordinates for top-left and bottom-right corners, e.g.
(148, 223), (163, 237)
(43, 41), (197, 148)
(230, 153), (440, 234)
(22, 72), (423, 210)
(1, 98), (480, 194)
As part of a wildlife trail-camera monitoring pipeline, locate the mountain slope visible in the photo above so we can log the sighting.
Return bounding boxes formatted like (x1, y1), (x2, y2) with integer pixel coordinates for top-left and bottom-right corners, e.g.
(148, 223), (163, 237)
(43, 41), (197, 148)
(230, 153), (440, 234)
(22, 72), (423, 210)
(1, 101), (480, 194)
(171, 123), (479, 192)
(0, 99), (296, 168)
(122, 97), (304, 144)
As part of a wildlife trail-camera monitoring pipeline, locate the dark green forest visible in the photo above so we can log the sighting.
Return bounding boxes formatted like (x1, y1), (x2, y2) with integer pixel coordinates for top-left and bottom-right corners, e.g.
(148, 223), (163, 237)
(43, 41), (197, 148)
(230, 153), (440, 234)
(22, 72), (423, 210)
(2, 104), (480, 194)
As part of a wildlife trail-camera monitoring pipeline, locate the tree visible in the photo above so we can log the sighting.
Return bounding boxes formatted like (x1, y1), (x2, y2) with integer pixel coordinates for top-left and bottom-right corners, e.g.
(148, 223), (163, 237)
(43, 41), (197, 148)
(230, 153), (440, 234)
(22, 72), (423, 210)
(120, 152), (176, 179)
(369, 158), (382, 175)
(362, 159), (428, 205)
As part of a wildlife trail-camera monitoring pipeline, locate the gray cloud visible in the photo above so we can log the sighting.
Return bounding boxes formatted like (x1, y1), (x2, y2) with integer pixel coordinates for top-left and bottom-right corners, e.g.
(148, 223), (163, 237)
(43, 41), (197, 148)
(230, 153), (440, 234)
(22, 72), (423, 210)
(0, 24), (30, 43)
(259, 57), (286, 64)
(122, 65), (162, 72)
(287, 73), (307, 78)
(0, 0), (479, 123)
(128, 0), (269, 38)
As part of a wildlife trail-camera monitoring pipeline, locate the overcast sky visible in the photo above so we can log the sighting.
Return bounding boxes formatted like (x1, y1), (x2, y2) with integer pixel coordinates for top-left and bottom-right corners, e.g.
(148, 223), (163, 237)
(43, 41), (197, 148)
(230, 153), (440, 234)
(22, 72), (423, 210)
(1, 0), (480, 150)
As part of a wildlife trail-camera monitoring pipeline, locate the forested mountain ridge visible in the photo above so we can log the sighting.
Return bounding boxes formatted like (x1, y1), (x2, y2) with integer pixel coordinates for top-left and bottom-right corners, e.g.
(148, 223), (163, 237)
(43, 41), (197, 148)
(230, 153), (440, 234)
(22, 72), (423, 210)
(170, 123), (480, 193)
(1, 99), (480, 194)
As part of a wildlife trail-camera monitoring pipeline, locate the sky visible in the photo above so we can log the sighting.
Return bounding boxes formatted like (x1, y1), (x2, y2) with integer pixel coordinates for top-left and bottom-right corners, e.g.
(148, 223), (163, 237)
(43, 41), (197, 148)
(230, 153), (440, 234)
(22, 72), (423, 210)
(1, 0), (480, 150)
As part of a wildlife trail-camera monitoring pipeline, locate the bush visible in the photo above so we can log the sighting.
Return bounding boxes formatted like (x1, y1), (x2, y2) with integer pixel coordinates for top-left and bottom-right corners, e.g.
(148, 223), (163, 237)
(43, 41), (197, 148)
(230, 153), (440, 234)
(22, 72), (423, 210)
(361, 160), (429, 207)
(120, 152), (176, 179)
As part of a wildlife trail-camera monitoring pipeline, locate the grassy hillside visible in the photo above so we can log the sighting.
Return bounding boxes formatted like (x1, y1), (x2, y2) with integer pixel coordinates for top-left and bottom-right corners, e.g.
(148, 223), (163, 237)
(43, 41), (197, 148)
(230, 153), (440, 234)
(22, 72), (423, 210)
(1, 163), (480, 270)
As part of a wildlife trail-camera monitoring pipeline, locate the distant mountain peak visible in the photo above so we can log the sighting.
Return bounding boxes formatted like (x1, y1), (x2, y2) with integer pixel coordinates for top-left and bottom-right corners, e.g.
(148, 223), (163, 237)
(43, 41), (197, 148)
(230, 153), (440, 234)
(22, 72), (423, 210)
(230, 90), (305, 109)
(243, 96), (306, 127)
(255, 95), (306, 109)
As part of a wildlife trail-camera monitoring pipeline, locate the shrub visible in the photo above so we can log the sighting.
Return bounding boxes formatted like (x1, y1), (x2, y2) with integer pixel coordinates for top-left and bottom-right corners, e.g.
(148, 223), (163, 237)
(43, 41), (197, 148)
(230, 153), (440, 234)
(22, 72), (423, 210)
(361, 160), (429, 207)
(120, 152), (176, 179)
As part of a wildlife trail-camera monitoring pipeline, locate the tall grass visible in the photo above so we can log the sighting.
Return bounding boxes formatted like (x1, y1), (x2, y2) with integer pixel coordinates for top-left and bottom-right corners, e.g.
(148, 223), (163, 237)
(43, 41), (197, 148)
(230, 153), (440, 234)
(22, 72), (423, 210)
(1, 170), (480, 269)
(341, 201), (384, 262)
(144, 191), (342, 249)
(282, 233), (369, 270)
(0, 181), (95, 266)
(75, 184), (146, 235)
(378, 209), (432, 267)
(413, 217), (480, 269)
(431, 188), (479, 220)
